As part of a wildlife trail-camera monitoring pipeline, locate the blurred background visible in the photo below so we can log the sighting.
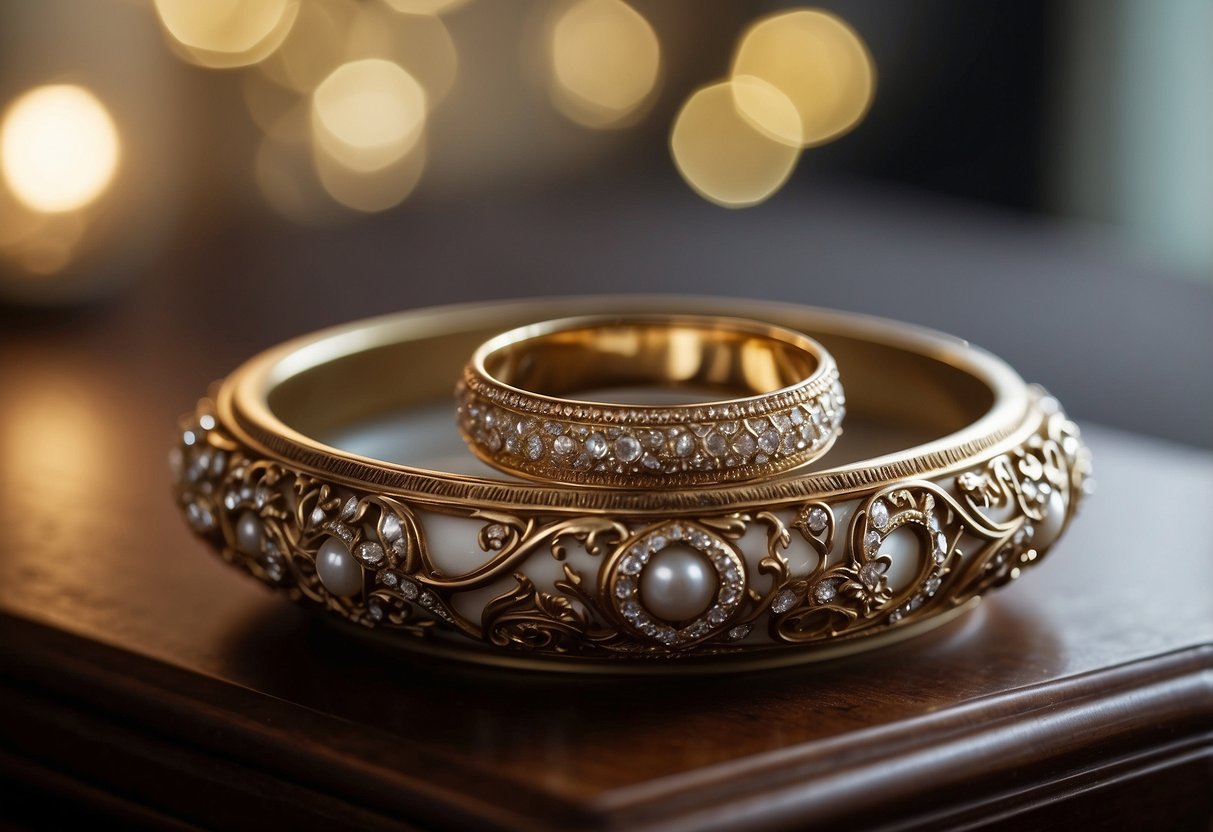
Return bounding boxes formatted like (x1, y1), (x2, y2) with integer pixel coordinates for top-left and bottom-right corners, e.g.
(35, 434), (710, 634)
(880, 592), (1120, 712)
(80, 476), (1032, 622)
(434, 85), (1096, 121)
(0, 0), (1209, 448)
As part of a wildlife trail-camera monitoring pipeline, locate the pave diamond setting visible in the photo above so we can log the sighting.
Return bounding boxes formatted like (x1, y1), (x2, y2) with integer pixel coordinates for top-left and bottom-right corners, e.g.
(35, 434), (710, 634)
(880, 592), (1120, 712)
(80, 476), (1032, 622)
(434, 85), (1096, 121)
(458, 372), (845, 485)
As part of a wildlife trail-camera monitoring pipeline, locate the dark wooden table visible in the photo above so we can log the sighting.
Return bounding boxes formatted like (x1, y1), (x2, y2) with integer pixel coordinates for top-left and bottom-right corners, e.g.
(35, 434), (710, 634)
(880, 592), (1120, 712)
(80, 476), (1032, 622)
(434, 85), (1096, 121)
(1, 185), (1211, 830)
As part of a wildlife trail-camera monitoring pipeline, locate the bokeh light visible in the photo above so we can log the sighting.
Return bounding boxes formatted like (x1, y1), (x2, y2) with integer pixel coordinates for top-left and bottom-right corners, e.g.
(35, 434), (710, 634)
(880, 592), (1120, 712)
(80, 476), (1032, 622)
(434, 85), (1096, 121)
(153, 0), (300, 69)
(670, 77), (801, 208)
(382, 0), (472, 16)
(731, 9), (875, 147)
(547, 0), (661, 129)
(345, 4), (459, 106)
(258, 0), (358, 94)
(312, 59), (427, 173)
(1, 85), (121, 214)
(313, 135), (427, 212)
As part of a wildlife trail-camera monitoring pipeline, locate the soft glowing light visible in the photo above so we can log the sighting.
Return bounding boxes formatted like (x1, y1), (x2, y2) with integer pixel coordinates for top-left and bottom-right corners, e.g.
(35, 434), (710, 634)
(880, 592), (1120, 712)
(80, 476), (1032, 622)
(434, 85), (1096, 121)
(154, 0), (299, 68)
(731, 9), (875, 147)
(345, 6), (459, 105)
(312, 59), (426, 173)
(259, 0), (358, 93)
(548, 0), (661, 129)
(259, 0), (457, 106)
(314, 136), (426, 212)
(382, 0), (472, 16)
(1, 85), (120, 214)
(670, 78), (801, 208)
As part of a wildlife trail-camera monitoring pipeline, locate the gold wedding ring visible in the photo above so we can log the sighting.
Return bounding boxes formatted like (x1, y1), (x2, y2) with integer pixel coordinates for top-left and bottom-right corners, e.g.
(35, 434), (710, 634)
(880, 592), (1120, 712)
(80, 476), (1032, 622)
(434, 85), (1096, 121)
(455, 315), (845, 486)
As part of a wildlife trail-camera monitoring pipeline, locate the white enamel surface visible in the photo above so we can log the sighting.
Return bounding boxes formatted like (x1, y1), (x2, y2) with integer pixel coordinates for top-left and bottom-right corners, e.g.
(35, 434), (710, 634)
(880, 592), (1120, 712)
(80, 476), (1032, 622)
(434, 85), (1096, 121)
(880, 525), (923, 591)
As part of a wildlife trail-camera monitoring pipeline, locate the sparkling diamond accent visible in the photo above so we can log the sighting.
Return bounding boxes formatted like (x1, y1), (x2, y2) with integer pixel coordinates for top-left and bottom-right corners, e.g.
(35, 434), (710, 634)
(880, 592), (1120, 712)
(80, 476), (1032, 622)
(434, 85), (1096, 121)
(674, 432), (695, 457)
(732, 433), (756, 457)
(264, 558), (285, 582)
(933, 532), (949, 562)
(525, 434), (544, 461)
(805, 506), (828, 533)
(812, 581), (837, 605)
(381, 514), (402, 543)
(869, 500), (890, 530)
(615, 434), (642, 463)
(485, 524), (509, 549)
(728, 624), (752, 640)
(860, 560), (887, 589)
(354, 541), (385, 566)
(704, 432), (727, 457)
(863, 530), (882, 557)
(552, 434), (576, 455)
(757, 429), (780, 454)
(772, 589), (796, 614)
(585, 433), (608, 458)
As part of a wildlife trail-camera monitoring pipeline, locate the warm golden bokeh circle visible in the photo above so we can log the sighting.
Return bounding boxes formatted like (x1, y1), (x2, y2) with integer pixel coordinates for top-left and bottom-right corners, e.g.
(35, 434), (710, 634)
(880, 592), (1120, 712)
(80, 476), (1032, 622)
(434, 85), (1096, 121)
(1, 85), (121, 214)
(547, 0), (661, 129)
(153, 0), (300, 69)
(311, 58), (427, 173)
(669, 78), (801, 208)
(731, 9), (875, 148)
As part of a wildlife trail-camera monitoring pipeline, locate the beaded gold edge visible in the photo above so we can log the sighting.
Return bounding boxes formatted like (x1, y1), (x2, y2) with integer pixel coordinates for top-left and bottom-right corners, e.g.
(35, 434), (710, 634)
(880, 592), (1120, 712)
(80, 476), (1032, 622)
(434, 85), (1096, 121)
(173, 390), (1091, 665)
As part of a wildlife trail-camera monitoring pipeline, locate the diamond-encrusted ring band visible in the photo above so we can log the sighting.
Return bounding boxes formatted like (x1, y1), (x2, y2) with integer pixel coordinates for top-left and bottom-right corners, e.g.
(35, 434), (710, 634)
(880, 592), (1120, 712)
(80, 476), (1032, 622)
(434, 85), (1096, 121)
(172, 297), (1090, 672)
(456, 315), (845, 486)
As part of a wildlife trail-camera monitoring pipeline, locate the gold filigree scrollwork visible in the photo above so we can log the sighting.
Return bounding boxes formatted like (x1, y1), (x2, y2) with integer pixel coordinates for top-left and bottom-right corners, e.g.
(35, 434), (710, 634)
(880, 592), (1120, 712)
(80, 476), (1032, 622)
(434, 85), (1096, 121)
(173, 392), (1089, 660)
(482, 574), (593, 653)
(476, 516), (631, 654)
(954, 406), (1088, 596)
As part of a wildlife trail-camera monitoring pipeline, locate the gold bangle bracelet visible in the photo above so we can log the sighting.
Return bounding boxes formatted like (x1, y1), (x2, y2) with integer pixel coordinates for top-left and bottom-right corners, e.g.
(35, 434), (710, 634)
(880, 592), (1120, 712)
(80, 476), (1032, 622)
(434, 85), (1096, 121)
(171, 297), (1091, 672)
(456, 314), (845, 486)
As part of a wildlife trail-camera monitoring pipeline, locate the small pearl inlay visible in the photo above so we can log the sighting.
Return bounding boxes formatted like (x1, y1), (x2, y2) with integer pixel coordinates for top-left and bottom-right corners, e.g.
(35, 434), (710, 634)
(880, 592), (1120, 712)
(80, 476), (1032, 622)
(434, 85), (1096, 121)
(316, 535), (363, 597)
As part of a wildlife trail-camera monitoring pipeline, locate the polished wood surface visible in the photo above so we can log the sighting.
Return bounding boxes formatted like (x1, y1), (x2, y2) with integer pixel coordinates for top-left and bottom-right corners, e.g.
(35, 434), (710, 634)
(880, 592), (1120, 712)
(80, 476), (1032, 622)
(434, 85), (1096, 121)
(1, 186), (1211, 830)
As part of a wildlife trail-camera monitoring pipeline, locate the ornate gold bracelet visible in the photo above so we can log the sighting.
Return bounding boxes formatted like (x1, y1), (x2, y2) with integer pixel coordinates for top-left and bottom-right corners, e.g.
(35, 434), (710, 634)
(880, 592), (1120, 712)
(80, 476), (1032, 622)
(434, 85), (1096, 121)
(171, 297), (1091, 672)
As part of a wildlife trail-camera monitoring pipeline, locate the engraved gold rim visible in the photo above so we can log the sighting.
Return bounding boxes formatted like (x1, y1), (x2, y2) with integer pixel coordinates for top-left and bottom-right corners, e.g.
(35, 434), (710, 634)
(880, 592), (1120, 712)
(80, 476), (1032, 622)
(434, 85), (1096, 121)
(220, 296), (1032, 513)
